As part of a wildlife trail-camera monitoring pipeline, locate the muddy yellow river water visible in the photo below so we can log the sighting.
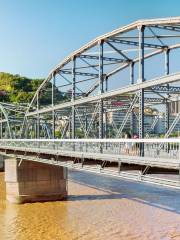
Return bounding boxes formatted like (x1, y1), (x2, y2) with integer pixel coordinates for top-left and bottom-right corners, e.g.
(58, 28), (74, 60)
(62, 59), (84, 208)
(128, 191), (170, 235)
(0, 170), (180, 240)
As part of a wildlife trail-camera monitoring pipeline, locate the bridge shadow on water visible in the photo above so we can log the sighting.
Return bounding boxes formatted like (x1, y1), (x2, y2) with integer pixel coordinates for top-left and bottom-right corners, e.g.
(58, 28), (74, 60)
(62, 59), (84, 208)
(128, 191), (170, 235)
(67, 170), (180, 214)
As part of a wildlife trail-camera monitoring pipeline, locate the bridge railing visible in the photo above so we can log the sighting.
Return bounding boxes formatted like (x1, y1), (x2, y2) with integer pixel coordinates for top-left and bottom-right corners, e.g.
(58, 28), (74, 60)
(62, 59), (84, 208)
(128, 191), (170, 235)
(0, 138), (179, 160)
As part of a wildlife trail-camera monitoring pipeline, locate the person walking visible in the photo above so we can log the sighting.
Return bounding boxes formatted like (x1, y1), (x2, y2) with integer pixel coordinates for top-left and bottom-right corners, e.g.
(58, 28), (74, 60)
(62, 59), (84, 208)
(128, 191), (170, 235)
(124, 132), (132, 154)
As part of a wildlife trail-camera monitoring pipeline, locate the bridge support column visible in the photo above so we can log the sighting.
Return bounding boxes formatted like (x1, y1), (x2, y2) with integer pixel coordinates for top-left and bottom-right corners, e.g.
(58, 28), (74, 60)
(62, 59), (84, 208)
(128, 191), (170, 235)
(5, 158), (67, 204)
(0, 155), (4, 171)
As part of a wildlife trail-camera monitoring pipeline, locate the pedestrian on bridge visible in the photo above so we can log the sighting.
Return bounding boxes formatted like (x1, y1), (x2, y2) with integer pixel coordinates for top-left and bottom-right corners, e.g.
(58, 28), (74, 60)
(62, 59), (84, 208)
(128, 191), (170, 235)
(124, 132), (132, 154)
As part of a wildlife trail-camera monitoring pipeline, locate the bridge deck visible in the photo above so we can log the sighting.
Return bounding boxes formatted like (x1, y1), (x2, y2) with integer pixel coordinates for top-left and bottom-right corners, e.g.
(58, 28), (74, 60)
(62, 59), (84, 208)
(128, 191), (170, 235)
(0, 143), (180, 169)
(0, 139), (180, 189)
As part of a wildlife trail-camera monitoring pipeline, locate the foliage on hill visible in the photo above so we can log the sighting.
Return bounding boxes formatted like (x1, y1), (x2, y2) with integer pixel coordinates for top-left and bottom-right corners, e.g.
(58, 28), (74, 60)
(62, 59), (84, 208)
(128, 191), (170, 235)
(0, 72), (68, 105)
(0, 72), (44, 103)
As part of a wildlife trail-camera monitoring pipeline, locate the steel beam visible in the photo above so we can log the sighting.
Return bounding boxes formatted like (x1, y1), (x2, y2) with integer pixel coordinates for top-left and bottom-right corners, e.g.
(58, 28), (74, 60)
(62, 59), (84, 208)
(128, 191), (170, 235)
(165, 49), (170, 75)
(99, 41), (104, 139)
(152, 25), (180, 32)
(130, 63), (135, 135)
(71, 57), (76, 139)
(164, 49), (170, 135)
(138, 25), (145, 156)
(150, 85), (180, 93)
(108, 38), (166, 49)
(104, 76), (108, 138)
(52, 75), (55, 139)
(60, 69), (99, 78)
(116, 94), (139, 137)
(138, 25), (145, 136)
(130, 62), (134, 85)
(78, 54), (126, 63)
(106, 41), (131, 61)
(26, 73), (180, 117)
(165, 100), (170, 134)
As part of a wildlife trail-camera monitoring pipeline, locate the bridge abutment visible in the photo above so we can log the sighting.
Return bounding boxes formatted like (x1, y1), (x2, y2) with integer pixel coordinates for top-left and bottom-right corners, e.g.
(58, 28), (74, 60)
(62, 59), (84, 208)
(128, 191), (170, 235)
(5, 158), (67, 203)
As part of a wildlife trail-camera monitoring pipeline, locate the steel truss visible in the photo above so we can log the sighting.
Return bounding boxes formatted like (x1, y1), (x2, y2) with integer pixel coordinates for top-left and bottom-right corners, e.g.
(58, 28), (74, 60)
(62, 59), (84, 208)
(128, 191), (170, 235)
(2, 17), (180, 140)
(0, 102), (28, 139)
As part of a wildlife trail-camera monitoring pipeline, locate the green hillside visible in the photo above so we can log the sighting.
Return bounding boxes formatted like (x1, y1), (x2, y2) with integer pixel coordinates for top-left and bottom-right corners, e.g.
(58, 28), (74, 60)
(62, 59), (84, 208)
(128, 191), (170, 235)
(0, 72), (69, 105)
(0, 72), (44, 103)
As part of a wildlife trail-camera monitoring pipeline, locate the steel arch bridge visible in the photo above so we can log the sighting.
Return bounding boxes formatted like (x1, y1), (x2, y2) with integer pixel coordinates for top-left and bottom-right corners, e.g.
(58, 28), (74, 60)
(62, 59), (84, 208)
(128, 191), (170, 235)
(1, 17), (180, 190)
(18, 17), (180, 141)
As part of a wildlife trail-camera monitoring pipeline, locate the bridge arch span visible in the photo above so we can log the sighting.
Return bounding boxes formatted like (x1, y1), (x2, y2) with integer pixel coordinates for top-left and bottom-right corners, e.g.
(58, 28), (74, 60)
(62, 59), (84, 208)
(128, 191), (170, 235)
(24, 17), (180, 139)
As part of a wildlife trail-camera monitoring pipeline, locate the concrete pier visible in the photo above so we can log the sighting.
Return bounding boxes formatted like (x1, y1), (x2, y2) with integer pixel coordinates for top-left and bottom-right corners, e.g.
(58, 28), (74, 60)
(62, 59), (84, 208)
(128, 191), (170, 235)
(5, 158), (67, 203)
(0, 155), (4, 171)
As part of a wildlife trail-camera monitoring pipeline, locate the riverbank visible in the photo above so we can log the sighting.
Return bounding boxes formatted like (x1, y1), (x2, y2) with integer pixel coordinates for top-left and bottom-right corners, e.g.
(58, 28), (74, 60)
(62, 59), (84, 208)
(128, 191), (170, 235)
(0, 170), (180, 239)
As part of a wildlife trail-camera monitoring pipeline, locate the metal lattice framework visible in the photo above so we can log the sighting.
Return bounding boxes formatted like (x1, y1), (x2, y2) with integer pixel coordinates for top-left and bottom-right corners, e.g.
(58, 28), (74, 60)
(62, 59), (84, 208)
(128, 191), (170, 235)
(4, 17), (180, 141)
(1, 17), (180, 189)
(0, 102), (28, 139)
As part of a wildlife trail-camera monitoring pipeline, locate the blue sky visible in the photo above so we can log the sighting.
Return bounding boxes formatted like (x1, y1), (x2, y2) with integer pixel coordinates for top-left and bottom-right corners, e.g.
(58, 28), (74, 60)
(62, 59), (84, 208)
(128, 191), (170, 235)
(0, 0), (180, 78)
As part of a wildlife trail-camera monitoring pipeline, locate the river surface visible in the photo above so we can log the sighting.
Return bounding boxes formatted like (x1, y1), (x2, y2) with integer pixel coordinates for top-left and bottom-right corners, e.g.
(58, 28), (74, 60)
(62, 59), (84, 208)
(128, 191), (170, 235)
(0, 170), (180, 240)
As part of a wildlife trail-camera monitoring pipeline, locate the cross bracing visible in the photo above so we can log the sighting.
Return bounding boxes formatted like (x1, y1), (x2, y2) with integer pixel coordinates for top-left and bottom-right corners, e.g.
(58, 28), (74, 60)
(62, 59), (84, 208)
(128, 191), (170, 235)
(1, 17), (180, 141)
(20, 17), (180, 142)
